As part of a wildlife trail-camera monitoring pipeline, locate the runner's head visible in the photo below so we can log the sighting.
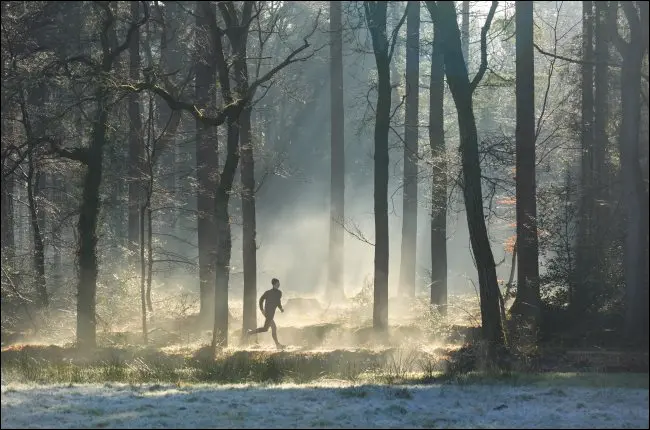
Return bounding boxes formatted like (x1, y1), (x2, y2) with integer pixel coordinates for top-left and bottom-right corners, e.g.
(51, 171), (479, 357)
(271, 278), (280, 289)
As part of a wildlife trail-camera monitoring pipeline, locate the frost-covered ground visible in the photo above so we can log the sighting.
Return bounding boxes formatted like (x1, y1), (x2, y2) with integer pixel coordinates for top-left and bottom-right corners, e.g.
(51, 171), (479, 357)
(2, 381), (648, 429)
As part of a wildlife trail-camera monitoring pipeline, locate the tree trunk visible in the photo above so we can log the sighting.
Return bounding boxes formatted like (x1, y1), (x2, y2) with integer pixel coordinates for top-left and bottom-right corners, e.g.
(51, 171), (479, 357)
(23, 85), (48, 309)
(328, 0), (345, 302)
(140, 205), (148, 344)
(399, 1), (420, 298)
(27, 153), (47, 308)
(77, 92), (108, 350)
(461, 1), (470, 66)
(146, 207), (153, 316)
(429, 10), (447, 312)
(616, 2), (649, 342)
(212, 117), (239, 350)
(365, 2), (391, 334)
(511, 0), (541, 322)
(128, 0), (143, 265)
(241, 106), (257, 338)
(1, 166), (14, 259)
(195, 2), (218, 323)
(573, 0), (594, 317)
(429, 1), (505, 351)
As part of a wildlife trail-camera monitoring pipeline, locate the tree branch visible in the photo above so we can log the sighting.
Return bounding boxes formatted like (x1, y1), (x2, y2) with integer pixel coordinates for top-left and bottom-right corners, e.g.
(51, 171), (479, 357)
(470, 1), (498, 94)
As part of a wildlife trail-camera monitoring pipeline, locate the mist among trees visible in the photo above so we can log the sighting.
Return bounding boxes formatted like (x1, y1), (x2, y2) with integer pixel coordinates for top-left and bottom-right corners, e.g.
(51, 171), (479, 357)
(1, 3), (648, 424)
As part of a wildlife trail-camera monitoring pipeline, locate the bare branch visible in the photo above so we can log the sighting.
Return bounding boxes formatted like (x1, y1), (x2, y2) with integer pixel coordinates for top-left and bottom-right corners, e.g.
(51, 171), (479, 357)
(470, 1), (498, 94)
(335, 217), (375, 247)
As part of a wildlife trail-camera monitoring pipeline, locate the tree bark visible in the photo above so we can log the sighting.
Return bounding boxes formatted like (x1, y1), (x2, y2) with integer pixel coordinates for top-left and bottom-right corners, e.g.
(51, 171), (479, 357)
(140, 205), (148, 344)
(461, 1), (470, 66)
(573, 0), (594, 317)
(128, 0), (143, 265)
(212, 117), (239, 349)
(328, 0), (345, 302)
(365, 1), (392, 334)
(241, 106), (257, 338)
(427, 1), (505, 351)
(77, 91), (108, 350)
(614, 1), (649, 342)
(429, 8), (447, 312)
(23, 85), (48, 309)
(399, 1), (420, 298)
(511, 0), (541, 322)
(195, 2), (218, 323)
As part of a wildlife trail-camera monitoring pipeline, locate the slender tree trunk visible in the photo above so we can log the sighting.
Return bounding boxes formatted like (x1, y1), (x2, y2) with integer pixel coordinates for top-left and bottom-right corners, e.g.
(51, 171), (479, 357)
(140, 205), (148, 344)
(27, 156), (47, 308)
(1, 167), (15, 259)
(399, 1), (420, 298)
(429, 12), (447, 311)
(195, 2), (218, 323)
(573, 0), (594, 316)
(461, 0), (470, 66)
(212, 117), (239, 350)
(616, 2), (649, 342)
(128, 0), (143, 265)
(146, 207), (153, 315)
(365, 2), (391, 334)
(22, 85), (48, 309)
(511, 1), (541, 322)
(429, 1), (505, 351)
(328, 0), (345, 302)
(241, 106), (257, 338)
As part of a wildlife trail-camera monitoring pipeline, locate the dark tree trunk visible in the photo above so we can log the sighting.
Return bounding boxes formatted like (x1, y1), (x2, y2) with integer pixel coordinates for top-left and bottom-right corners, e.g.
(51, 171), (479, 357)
(573, 0), (594, 317)
(461, 1), (470, 65)
(614, 1), (649, 342)
(328, 0), (345, 302)
(128, 0), (143, 264)
(139, 205), (148, 344)
(511, 0), (541, 322)
(1, 167), (15, 257)
(23, 85), (48, 309)
(364, 2), (391, 334)
(428, 1), (505, 351)
(429, 9), (447, 311)
(241, 106), (257, 338)
(399, 1), (420, 298)
(212, 117), (239, 349)
(195, 2), (218, 323)
(77, 92), (109, 350)
(27, 154), (47, 308)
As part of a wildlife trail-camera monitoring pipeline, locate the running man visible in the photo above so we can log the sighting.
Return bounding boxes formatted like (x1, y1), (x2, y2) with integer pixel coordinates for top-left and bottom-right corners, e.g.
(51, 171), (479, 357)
(247, 278), (285, 349)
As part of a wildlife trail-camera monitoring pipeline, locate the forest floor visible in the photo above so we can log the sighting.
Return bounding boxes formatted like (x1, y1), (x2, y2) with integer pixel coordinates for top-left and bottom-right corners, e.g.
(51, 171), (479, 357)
(1, 294), (649, 428)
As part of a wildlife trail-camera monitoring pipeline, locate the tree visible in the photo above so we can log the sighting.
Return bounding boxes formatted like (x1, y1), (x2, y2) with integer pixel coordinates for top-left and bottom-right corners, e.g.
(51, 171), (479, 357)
(364, 1), (405, 333)
(510, 0), (541, 324)
(328, 0), (345, 302)
(610, 1), (649, 342)
(51, 3), (150, 349)
(425, 1), (505, 353)
(574, 0), (594, 317)
(461, 1), (470, 65)
(398, 0), (420, 298)
(195, 1), (219, 324)
(128, 0), (144, 265)
(429, 3), (447, 311)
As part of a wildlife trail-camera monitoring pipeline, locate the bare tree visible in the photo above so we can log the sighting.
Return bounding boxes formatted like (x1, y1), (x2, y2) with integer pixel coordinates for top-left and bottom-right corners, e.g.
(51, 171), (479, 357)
(328, 0), (346, 302)
(398, 0), (420, 298)
(429, 2), (447, 311)
(425, 1), (505, 355)
(610, 1), (649, 342)
(510, 1), (541, 324)
(364, 0), (406, 333)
